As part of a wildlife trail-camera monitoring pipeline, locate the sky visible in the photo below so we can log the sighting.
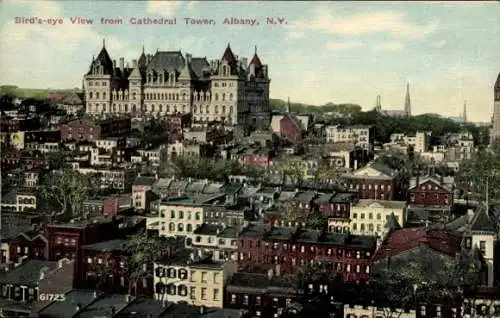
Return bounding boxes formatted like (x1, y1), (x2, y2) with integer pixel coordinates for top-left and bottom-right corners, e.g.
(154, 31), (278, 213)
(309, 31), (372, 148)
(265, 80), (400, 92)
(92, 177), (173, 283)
(0, 1), (499, 122)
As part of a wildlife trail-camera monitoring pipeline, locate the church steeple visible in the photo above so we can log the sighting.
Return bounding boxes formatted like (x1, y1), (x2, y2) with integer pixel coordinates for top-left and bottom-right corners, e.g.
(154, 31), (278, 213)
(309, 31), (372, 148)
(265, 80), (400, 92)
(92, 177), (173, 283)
(463, 100), (467, 123)
(404, 82), (411, 117)
(375, 95), (382, 111)
(286, 97), (291, 113)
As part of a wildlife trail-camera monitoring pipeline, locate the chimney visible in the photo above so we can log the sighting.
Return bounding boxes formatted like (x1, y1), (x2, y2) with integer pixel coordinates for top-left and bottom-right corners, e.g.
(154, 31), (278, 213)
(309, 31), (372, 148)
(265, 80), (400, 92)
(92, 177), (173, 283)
(132, 59), (138, 67)
(113, 59), (117, 69)
(119, 57), (125, 71)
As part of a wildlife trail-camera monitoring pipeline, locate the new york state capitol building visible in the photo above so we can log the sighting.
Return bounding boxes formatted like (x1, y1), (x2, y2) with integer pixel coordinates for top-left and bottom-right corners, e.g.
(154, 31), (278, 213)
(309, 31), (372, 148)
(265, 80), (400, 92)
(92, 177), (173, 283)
(83, 41), (271, 131)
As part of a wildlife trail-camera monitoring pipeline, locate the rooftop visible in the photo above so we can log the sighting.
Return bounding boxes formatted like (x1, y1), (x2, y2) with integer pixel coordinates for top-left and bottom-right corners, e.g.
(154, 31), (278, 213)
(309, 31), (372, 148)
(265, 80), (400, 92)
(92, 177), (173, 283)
(0, 260), (58, 285)
(374, 227), (461, 261)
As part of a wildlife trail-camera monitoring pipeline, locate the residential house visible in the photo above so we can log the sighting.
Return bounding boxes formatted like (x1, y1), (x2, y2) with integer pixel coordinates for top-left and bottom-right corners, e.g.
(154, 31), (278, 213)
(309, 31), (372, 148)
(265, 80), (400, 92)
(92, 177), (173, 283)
(60, 117), (131, 142)
(348, 200), (406, 236)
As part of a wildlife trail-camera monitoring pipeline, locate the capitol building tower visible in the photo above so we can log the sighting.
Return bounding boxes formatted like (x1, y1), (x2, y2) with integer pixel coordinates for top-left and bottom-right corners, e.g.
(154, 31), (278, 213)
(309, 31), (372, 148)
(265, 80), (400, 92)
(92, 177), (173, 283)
(83, 40), (271, 131)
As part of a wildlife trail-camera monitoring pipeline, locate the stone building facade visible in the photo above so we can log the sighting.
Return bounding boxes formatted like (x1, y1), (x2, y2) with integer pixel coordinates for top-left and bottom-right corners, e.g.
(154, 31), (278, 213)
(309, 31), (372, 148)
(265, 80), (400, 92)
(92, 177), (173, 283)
(83, 42), (271, 131)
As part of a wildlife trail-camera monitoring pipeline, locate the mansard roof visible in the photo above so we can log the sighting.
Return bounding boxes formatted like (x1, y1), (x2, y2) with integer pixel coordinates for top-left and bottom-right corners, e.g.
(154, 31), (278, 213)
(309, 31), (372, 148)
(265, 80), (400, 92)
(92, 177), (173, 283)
(190, 57), (210, 78)
(146, 51), (185, 73)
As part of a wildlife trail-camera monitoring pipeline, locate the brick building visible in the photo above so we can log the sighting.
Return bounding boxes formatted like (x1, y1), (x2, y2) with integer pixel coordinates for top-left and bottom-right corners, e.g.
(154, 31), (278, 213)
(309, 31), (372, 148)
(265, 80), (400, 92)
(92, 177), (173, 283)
(60, 117), (131, 142)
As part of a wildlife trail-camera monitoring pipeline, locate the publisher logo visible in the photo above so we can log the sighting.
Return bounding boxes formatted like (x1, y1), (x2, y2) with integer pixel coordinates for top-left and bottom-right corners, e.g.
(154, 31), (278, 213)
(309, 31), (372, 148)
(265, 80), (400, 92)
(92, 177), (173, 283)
(39, 293), (66, 302)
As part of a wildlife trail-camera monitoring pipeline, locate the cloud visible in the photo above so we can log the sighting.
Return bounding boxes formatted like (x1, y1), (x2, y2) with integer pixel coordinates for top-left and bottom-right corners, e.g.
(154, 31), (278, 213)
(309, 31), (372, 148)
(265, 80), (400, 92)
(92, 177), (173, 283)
(293, 8), (439, 39)
(430, 40), (446, 48)
(373, 42), (406, 52)
(0, 1), (138, 88)
(325, 41), (364, 51)
(146, 1), (197, 15)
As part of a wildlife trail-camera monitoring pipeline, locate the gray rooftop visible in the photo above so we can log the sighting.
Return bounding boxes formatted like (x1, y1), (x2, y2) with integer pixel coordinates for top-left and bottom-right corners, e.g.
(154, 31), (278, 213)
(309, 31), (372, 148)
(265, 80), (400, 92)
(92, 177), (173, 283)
(0, 260), (58, 285)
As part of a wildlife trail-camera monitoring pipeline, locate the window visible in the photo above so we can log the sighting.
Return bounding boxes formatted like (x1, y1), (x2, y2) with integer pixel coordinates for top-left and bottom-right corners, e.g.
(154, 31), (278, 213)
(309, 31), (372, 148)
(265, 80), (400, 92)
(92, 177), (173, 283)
(256, 296), (262, 306)
(201, 272), (207, 283)
(201, 288), (207, 300)
(231, 294), (237, 304)
(479, 241), (486, 254)
(213, 288), (220, 301)
(213, 273), (220, 284)
(170, 210), (175, 218)
(243, 295), (249, 305)
(190, 287), (196, 299)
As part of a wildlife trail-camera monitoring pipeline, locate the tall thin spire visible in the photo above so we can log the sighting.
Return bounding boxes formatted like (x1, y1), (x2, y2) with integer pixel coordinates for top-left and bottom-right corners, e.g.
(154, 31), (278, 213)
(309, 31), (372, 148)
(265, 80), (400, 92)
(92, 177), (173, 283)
(463, 100), (467, 123)
(404, 82), (411, 117)
(254, 45), (257, 55)
(376, 95), (381, 111)
(142, 45), (145, 54)
(103, 38), (105, 48)
(286, 97), (291, 113)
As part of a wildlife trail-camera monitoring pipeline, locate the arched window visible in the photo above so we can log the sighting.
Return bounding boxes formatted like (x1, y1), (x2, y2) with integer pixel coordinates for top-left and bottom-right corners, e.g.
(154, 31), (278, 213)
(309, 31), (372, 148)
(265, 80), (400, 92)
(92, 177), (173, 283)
(206, 105), (209, 114)
(132, 92), (136, 100)
(222, 65), (226, 75)
(124, 104), (128, 112)
(159, 105), (163, 112)
(187, 224), (193, 232)
(222, 105), (226, 114)
(222, 93), (225, 101)
(176, 93), (179, 100)
(132, 105), (136, 112)
(89, 92), (93, 99)
(230, 93), (233, 100)
(151, 105), (155, 112)
(103, 92), (106, 99)
(169, 223), (175, 231)
(215, 105), (219, 114)
(170, 210), (175, 218)
(174, 106), (178, 113)
(193, 106), (197, 113)
(182, 93), (186, 100)
(179, 211), (184, 219)
(195, 212), (201, 220)
(187, 212), (192, 220)
(167, 105), (170, 113)
(177, 223), (184, 232)
(96, 92), (100, 99)
(215, 93), (219, 101)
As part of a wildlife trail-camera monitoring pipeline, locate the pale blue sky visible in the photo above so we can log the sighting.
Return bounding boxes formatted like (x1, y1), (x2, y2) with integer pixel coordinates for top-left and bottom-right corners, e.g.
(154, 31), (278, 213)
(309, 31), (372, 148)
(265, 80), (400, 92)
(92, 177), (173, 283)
(1, 1), (499, 122)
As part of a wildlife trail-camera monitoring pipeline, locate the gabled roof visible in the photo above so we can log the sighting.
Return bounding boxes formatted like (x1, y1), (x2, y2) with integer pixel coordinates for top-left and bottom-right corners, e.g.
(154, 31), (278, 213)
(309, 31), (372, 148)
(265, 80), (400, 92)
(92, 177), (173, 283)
(374, 227), (461, 261)
(470, 207), (496, 233)
(385, 213), (401, 231)
(87, 46), (114, 75)
(409, 176), (452, 192)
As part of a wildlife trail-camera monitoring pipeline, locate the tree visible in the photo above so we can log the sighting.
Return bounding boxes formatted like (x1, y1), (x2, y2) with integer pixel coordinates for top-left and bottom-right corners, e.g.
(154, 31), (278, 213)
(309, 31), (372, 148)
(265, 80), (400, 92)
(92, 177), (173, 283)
(38, 170), (88, 219)
(280, 161), (305, 185)
(126, 231), (165, 297)
(457, 149), (500, 201)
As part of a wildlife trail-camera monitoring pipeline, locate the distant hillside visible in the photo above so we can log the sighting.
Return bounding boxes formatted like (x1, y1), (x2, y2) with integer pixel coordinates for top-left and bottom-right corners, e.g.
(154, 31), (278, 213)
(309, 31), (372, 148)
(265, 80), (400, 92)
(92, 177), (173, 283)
(0, 86), (82, 99)
(269, 98), (362, 116)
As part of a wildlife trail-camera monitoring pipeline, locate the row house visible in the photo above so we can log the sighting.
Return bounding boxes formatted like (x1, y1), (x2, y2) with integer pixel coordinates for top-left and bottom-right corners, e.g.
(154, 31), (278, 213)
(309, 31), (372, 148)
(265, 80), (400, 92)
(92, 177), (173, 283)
(132, 176), (157, 212)
(325, 125), (375, 153)
(186, 223), (240, 262)
(0, 188), (37, 212)
(154, 249), (237, 308)
(82, 194), (131, 217)
(238, 224), (377, 282)
(47, 215), (145, 289)
(95, 136), (126, 151)
(76, 237), (179, 297)
(60, 117), (131, 142)
(231, 145), (271, 168)
(21, 150), (50, 170)
(0, 117), (40, 133)
(76, 167), (136, 190)
(0, 259), (74, 318)
(279, 114), (304, 144)
(148, 194), (228, 237)
(345, 161), (403, 201)
(8, 231), (48, 263)
(203, 205), (245, 227)
(224, 271), (300, 318)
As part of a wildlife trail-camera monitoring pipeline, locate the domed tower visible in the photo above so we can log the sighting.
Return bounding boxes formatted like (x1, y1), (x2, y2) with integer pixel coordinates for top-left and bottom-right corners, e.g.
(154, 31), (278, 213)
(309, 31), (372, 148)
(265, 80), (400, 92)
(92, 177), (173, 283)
(491, 72), (500, 144)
